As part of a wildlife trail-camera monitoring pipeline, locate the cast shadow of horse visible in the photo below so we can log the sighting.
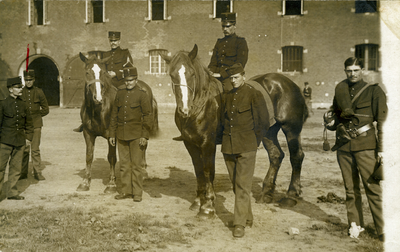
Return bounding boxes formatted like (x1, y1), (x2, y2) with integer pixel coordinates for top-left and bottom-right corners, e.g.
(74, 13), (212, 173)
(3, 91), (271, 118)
(74, 158), (119, 188)
(143, 166), (340, 227)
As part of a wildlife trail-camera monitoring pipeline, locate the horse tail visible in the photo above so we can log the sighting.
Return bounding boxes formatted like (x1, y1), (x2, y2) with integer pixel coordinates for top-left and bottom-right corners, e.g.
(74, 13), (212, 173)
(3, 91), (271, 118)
(150, 97), (159, 137)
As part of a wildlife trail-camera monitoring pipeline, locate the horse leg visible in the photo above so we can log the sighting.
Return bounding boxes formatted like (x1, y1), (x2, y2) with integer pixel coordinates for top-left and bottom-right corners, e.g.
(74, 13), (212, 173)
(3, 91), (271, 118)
(197, 143), (216, 219)
(104, 139), (117, 193)
(282, 125), (304, 200)
(258, 123), (285, 204)
(77, 131), (96, 191)
(183, 141), (215, 218)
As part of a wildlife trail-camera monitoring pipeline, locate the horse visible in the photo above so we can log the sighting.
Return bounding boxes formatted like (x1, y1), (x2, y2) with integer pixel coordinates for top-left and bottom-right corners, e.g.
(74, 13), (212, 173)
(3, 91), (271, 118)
(76, 52), (159, 193)
(161, 44), (308, 218)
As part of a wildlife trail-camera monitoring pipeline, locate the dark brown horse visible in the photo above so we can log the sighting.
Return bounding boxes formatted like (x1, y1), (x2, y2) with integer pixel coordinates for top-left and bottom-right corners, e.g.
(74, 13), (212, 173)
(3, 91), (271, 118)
(161, 45), (308, 218)
(76, 52), (159, 193)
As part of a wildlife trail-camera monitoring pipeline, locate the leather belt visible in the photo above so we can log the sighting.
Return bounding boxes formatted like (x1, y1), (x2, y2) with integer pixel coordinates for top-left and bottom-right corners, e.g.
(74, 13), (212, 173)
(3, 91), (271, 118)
(346, 123), (374, 138)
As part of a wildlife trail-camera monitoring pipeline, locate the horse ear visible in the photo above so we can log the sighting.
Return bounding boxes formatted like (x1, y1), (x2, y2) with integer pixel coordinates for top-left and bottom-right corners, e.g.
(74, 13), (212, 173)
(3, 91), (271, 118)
(188, 44), (198, 61)
(160, 53), (171, 64)
(79, 52), (88, 63)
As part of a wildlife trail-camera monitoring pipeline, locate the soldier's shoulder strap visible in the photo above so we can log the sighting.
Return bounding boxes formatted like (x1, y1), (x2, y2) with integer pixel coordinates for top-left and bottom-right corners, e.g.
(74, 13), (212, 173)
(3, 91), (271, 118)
(351, 83), (378, 103)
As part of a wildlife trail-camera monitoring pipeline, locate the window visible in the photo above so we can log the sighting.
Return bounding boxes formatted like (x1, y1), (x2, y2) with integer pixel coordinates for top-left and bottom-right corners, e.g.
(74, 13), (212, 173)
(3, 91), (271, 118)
(149, 49), (168, 75)
(282, 0), (303, 16)
(146, 0), (170, 21)
(355, 0), (377, 13)
(211, 0), (233, 19)
(27, 0), (49, 26)
(282, 46), (303, 72)
(85, 0), (108, 23)
(355, 44), (379, 71)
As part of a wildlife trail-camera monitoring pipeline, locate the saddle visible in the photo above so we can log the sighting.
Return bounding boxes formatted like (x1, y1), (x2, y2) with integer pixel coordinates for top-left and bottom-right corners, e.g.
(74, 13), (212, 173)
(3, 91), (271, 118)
(245, 80), (276, 127)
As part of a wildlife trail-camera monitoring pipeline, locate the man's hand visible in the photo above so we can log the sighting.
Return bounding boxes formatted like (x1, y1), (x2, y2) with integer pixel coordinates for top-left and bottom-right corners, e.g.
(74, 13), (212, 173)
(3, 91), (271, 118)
(109, 137), (116, 147)
(26, 139), (31, 146)
(139, 138), (147, 148)
(377, 152), (383, 163)
(212, 73), (221, 78)
(108, 71), (116, 78)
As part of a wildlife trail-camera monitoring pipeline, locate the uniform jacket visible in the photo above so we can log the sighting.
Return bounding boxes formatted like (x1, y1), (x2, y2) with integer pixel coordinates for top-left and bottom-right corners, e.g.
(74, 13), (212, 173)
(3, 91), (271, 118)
(221, 83), (269, 154)
(208, 34), (248, 79)
(303, 86), (312, 99)
(333, 79), (387, 152)
(0, 95), (34, 146)
(22, 86), (49, 128)
(103, 47), (133, 87)
(109, 84), (153, 141)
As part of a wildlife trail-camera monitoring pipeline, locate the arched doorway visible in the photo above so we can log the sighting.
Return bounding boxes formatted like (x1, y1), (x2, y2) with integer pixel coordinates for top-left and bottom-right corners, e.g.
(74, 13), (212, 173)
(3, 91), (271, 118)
(26, 57), (60, 106)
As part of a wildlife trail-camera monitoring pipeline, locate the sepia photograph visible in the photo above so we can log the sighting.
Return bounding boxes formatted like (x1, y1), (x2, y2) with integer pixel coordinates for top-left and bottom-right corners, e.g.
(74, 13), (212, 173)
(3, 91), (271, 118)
(0, 0), (399, 251)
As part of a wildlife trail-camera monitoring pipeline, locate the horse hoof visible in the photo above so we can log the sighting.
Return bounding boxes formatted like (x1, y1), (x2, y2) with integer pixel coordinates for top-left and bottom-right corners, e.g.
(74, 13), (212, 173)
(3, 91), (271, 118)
(76, 184), (90, 191)
(189, 201), (201, 211)
(278, 197), (297, 207)
(196, 209), (215, 220)
(104, 186), (117, 194)
(256, 194), (273, 204)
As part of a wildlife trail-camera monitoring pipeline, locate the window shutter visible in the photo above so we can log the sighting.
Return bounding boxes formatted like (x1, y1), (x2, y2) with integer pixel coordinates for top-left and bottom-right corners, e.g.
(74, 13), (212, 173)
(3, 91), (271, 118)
(43, 0), (50, 25)
(27, 0), (34, 26)
(102, 0), (109, 22)
(85, 0), (92, 23)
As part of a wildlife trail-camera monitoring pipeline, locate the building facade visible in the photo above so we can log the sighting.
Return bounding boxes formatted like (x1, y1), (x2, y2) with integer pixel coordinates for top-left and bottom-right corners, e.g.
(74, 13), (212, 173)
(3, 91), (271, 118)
(0, 0), (380, 108)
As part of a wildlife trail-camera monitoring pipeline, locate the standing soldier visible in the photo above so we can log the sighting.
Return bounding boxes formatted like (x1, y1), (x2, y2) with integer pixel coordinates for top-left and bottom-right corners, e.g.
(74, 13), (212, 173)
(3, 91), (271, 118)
(208, 12), (248, 92)
(329, 57), (386, 241)
(109, 63), (153, 202)
(303, 82), (313, 115)
(0, 77), (33, 200)
(74, 31), (133, 132)
(220, 64), (269, 238)
(20, 70), (49, 181)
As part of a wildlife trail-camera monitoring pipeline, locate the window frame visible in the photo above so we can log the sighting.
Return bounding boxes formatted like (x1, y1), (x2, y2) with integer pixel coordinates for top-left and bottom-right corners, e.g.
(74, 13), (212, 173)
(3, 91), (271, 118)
(281, 46), (304, 73)
(148, 49), (168, 75)
(355, 44), (379, 71)
(85, 0), (109, 24)
(145, 0), (171, 21)
(210, 0), (234, 19)
(27, 0), (49, 26)
(355, 0), (378, 14)
(282, 0), (304, 16)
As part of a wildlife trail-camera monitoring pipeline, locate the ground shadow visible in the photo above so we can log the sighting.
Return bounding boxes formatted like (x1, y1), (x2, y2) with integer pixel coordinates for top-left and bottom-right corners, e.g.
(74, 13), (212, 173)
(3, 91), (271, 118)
(17, 160), (52, 195)
(74, 158), (116, 188)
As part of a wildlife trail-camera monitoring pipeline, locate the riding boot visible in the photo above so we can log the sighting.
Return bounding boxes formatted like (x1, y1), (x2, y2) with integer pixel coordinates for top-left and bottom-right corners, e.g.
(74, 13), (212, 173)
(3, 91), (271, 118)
(73, 124), (83, 132)
(172, 136), (184, 141)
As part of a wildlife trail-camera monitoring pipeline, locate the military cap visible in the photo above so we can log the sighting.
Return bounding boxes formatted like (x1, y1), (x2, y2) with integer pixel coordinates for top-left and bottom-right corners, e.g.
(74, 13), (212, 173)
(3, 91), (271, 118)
(221, 12), (236, 24)
(7, 76), (23, 88)
(227, 63), (244, 76)
(108, 31), (121, 40)
(123, 62), (138, 80)
(23, 69), (35, 80)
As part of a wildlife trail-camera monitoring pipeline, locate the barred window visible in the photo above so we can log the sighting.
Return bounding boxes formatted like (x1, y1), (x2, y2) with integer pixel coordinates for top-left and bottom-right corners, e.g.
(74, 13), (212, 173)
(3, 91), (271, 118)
(146, 0), (169, 21)
(355, 0), (377, 13)
(27, 0), (49, 26)
(85, 0), (108, 23)
(282, 46), (303, 72)
(149, 49), (168, 74)
(283, 0), (303, 16)
(210, 0), (233, 19)
(355, 44), (379, 71)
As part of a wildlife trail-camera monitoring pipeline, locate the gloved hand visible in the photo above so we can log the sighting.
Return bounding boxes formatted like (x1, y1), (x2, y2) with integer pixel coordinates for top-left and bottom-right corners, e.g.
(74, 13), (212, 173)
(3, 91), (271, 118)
(340, 108), (355, 119)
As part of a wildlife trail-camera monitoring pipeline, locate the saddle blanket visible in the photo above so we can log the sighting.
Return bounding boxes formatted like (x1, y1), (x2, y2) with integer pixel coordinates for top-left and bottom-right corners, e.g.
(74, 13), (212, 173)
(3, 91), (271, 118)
(245, 80), (276, 127)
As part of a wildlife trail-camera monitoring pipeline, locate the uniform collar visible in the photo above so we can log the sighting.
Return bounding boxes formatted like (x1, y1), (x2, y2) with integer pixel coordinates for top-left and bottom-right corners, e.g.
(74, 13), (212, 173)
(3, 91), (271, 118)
(224, 33), (237, 39)
(346, 79), (366, 89)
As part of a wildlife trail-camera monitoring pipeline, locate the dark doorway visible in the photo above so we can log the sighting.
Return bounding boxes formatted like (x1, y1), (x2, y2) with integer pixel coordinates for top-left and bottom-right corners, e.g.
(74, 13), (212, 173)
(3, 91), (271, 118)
(28, 57), (60, 106)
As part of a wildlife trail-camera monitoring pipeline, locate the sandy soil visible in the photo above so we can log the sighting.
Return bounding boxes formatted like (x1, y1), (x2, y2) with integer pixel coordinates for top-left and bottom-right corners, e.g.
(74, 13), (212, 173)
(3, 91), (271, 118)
(0, 106), (385, 251)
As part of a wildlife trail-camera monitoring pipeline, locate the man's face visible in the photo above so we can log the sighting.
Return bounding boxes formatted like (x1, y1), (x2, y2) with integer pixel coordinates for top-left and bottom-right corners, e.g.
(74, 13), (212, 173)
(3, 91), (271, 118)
(125, 78), (137, 90)
(109, 39), (121, 50)
(222, 23), (236, 36)
(230, 72), (245, 88)
(9, 86), (23, 97)
(24, 78), (34, 88)
(345, 64), (363, 83)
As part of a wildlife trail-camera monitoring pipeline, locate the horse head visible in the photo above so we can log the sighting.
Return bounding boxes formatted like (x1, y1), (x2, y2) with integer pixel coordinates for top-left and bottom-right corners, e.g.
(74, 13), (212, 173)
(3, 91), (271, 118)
(80, 52), (111, 105)
(162, 44), (206, 117)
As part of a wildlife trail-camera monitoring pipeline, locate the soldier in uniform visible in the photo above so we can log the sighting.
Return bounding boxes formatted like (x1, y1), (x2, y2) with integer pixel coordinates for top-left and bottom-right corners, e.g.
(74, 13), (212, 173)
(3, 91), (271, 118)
(109, 63), (153, 202)
(208, 12), (248, 92)
(74, 31), (133, 132)
(20, 70), (49, 181)
(330, 57), (387, 241)
(220, 63), (269, 238)
(0, 77), (34, 201)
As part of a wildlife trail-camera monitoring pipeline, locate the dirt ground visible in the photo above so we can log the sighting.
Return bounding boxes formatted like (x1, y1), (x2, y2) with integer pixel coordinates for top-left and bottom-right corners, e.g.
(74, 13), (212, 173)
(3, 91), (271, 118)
(0, 106), (388, 251)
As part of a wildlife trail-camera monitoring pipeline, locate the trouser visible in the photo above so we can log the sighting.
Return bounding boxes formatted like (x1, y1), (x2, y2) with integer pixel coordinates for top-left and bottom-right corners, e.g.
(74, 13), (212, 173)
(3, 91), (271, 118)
(305, 97), (313, 114)
(22, 127), (42, 175)
(0, 143), (25, 197)
(337, 150), (384, 235)
(223, 151), (256, 227)
(117, 138), (145, 196)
